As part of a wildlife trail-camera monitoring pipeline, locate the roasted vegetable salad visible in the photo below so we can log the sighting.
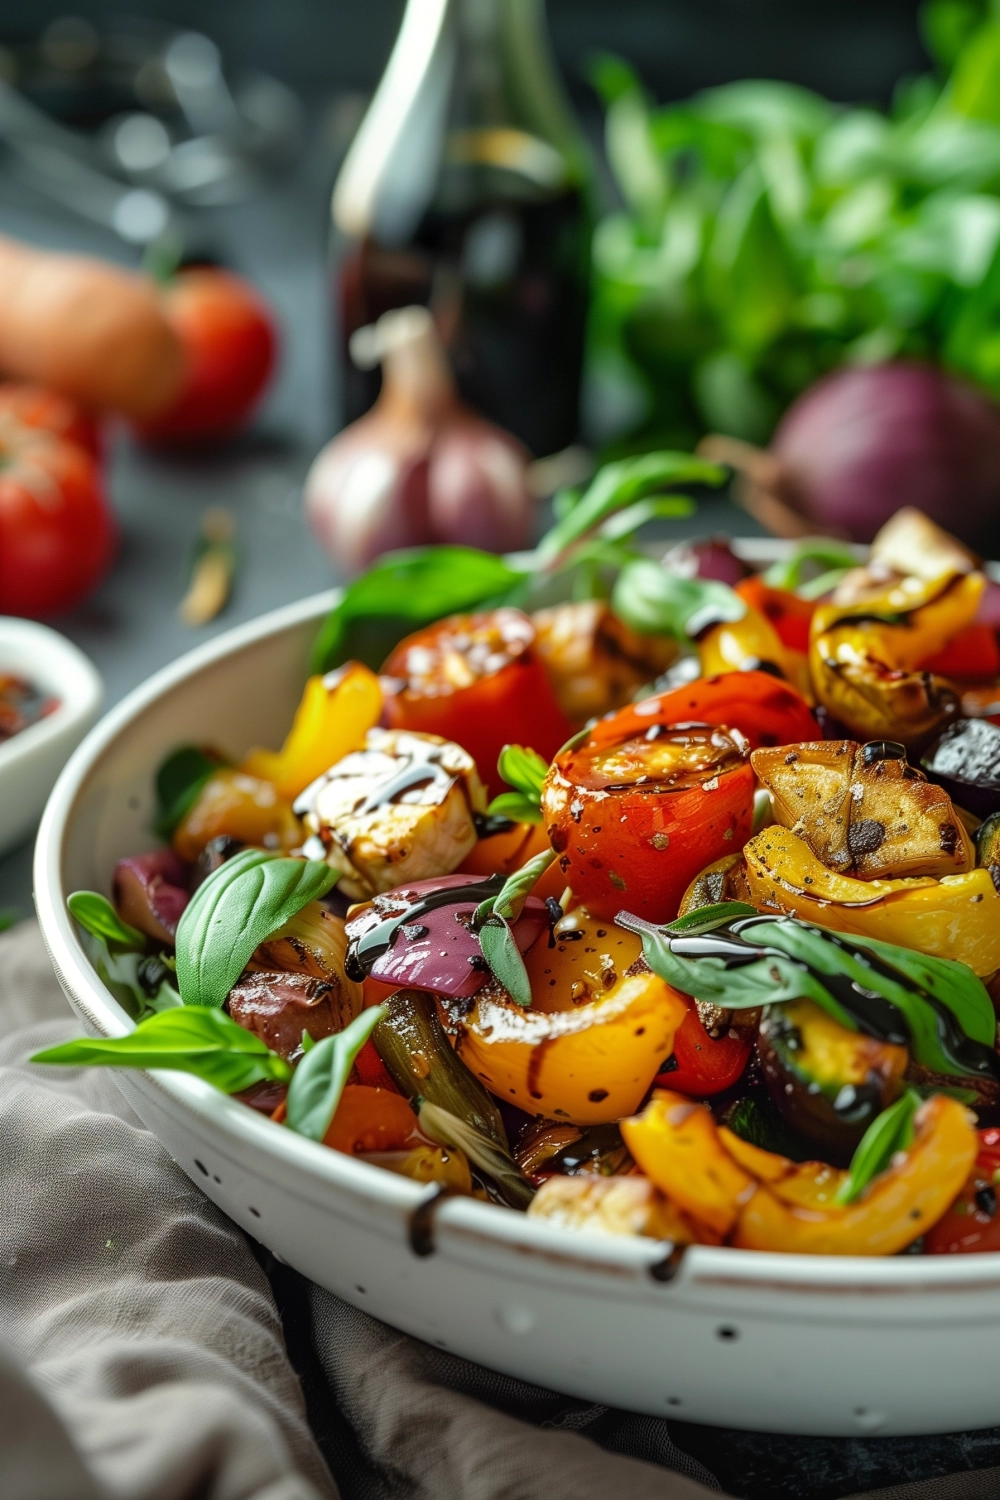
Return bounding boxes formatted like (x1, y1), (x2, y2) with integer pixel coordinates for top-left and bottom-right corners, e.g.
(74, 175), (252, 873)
(35, 455), (1000, 1259)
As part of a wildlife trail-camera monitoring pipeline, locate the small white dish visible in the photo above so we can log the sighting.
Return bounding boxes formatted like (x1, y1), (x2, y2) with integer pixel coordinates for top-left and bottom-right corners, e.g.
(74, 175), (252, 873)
(0, 617), (102, 856)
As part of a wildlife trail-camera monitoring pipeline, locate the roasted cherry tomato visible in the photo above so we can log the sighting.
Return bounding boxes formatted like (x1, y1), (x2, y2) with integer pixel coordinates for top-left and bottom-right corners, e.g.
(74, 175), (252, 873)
(735, 575), (816, 654)
(0, 381), (102, 457)
(918, 624), (1000, 680)
(541, 717), (755, 922)
(137, 268), (277, 442)
(656, 1001), (755, 1096)
(925, 1128), (1000, 1254)
(586, 670), (819, 754)
(0, 422), (116, 618)
(381, 608), (573, 797)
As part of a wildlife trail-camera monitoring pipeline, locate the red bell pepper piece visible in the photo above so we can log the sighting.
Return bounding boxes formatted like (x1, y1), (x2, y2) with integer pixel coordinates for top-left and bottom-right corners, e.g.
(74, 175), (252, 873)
(924, 1128), (1000, 1254)
(380, 608), (573, 797)
(655, 1001), (754, 1096)
(918, 624), (1000, 680)
(736, 575), (816, 654)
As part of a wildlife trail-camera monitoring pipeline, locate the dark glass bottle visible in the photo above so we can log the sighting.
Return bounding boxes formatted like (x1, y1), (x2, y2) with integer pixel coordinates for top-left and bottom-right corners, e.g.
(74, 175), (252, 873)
(332, 0), (591, 458)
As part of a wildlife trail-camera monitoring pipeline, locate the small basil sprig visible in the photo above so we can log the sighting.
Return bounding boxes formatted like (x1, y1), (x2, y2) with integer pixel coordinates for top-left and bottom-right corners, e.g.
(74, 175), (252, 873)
(285, 1005), (388, 1142)
(620, 904), (1000, 1081)
(611, 558), (746, 641)
(175, 848), (336, 1008)
(311, 547), (528, 674)
(31, 1006), (292, 1093)
(69, 890), (180, 1020)
(763, 539), (858, 594)
(835, 1091), (922, 1207)
(535, 452), (725, 567)
(486, 744), (549, 824)
(154, 745), (226, 840)
(68, 891), (145, 950)
(473, 848), (558, 1008)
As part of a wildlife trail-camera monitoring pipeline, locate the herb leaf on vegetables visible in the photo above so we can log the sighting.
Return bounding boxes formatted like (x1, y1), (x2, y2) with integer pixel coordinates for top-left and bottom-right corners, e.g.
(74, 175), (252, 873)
(284, 1005), (387, 1142)
(473, 848), (558, 1008)
(486, 744), (549, 824)
(68, 891), (145, 950)
(611, 559), (746, 641)
(31, 1006), (292, 1093)
(835, 1091), (922, 1206)
(618, 905), (1000, 1082)
(311, 547), (528, 674)
(175, 848), (336, 1008)
(154, 745), (227, 840)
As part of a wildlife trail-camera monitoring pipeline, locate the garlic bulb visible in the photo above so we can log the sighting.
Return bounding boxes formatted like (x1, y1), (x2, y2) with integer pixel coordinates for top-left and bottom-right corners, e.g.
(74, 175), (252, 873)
(305, 306), (533, 573)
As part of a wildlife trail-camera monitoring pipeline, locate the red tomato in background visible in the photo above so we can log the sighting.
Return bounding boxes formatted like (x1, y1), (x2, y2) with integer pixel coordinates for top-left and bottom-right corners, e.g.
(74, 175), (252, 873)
(0, 382), (102, 458)
(655, 1001), (755, 1096)
(0, 425), (116, 617)
(137, 268), (277, 442)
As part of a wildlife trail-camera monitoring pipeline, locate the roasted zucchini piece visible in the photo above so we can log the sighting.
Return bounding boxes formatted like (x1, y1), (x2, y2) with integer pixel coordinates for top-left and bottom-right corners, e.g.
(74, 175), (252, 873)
(372, 987), (509, 1150)
(757, 998), (908, 1156)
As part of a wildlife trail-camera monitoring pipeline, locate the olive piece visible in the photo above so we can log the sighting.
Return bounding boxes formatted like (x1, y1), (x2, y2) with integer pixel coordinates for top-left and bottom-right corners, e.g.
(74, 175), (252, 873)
(922, 718), (1000, 818)
(861, 741), (907, 765)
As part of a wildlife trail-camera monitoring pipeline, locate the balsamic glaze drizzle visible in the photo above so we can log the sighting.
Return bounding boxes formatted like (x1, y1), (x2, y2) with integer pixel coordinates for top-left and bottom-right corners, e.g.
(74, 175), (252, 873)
(345, 875), (507, 983)
(668, 916), (1000, 1081)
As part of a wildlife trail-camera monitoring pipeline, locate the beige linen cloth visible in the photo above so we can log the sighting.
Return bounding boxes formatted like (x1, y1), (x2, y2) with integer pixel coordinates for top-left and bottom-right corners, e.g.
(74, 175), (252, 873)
(2, 917), (999, 1500)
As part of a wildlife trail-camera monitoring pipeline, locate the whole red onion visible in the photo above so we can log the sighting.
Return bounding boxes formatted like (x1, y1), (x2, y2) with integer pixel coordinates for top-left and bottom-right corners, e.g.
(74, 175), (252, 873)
(770, 363), (1000, 548)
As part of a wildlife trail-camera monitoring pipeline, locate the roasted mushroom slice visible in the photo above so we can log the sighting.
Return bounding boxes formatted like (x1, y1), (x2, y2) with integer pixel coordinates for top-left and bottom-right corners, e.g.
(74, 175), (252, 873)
(752, 739), (973, 881)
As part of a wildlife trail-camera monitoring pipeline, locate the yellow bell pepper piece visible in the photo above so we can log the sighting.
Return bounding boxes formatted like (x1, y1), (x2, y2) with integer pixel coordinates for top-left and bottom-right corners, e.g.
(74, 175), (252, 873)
(719, 1127), (850, 1210)
(242, 662), (382, 801)
(457, 972), (686, 1126)
(699, 605), (811, 699)
(733, 1094), (976, 1254)
(621, 1091), (756, 1237)
(807, 573), (983, 748)
(742, 825), (1000, 974)
(173, 768), (302, 863)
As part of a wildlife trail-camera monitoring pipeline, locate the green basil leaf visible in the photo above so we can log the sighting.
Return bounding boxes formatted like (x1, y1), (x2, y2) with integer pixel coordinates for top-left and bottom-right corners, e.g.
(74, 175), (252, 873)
(485, 791), (543, 824)
(664, 902), (759, 934)
(836, 1091), (922, 1206)
(597, 495), (696, 542)
(841, 933), (996, 1047)
(310, 547), (528, 674)
(486, 745), (549, 823)
(744, 922), (996, 1076)
(68, 891), (145, 950)
(154, 745), (226, 840)
(763, 539), (859, 592)
(82, 934), (182, 1021)
(285, 1005), (388, 1142)
(416, 1099), (536, 1210)
(475, 847), (558, 928)
(534, 452), (726, 567)
(175, 849), (336, 1008)
(611, 558), (746, 640)
(31, 1006), (291, 1093)
(478, 919), (533, 1007)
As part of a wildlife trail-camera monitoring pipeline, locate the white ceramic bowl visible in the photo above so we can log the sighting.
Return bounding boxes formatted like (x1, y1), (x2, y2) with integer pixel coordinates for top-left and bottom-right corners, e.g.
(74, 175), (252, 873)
(33, 576), (1000, 1438)
(0, 617), (102, 857)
